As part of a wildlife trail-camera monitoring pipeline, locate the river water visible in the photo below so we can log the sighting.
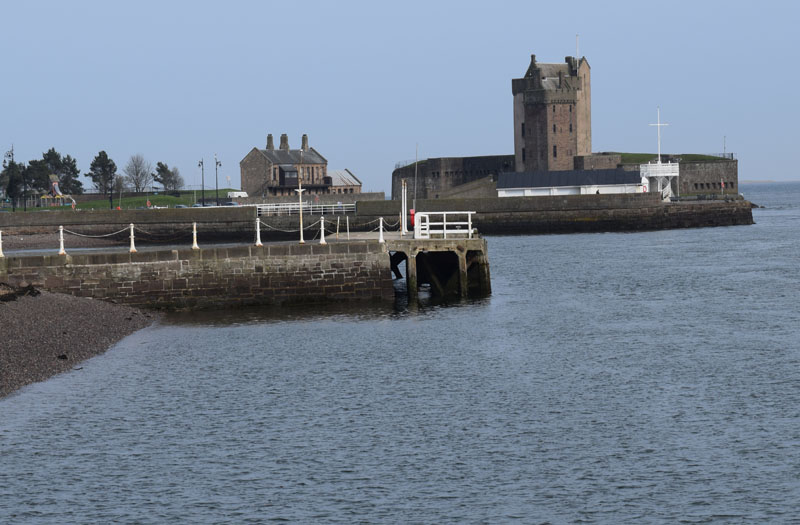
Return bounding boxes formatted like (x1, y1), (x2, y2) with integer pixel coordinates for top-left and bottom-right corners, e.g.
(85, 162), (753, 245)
(2, 183), (799, 523)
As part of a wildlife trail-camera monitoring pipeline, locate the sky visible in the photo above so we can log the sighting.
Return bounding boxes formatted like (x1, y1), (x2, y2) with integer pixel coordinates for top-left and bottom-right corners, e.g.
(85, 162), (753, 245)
(1, 0), (798, 194)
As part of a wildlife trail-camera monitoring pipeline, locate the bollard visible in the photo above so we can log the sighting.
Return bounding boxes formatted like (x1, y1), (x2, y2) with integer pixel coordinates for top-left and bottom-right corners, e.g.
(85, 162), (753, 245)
(378, 217), (385, 244)
(129, 223), (137, 253)
(346, 216), (350, 240)
(192, 222), (199, 250)
(0, 230), (4, 258)
(319, 216), (327, 245)
(255, 218), (263, 247)
(336, 216), (340, 240)
(58, 225), (67, 255)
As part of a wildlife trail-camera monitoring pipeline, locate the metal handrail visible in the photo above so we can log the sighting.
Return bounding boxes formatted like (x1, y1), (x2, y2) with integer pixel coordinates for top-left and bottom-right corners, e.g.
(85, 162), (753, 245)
(253, 202), (355, 217)
(414, 211), (475, 239)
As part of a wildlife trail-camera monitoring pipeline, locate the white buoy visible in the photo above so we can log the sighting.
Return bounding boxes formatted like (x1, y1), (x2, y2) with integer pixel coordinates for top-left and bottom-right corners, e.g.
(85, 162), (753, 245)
(255, 218), (263, 247)
(378, 217), (385, 244)
(192, 222), (199, 250)
(129, 223), (137, 253)
(319, 216), (326, 245)
(58, 226), (67, 255)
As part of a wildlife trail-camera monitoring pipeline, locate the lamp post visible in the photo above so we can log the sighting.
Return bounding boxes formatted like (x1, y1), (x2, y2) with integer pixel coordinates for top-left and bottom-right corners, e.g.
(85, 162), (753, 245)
(198, 158), (205, 206)
(109, 170), (114, 209)
(296, 149), (305, 243)
(215, 154), (221, 206)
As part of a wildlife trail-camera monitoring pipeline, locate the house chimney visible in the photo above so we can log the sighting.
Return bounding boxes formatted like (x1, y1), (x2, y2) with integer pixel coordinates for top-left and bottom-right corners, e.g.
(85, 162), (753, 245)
(301, 134), (309, 152)
(266, 134), (274, 150)
(279, 133), (289, 150)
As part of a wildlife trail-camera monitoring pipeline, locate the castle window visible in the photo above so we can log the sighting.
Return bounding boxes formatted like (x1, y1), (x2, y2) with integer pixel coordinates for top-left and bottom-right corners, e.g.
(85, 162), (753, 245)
(522, 148), (526, 162)
(553, 105), (556, 113)
(553, 145), (557, 158)
(521, 122), (525, 137)
(553, 124), (556, 133)
(569, 123), (573, 133)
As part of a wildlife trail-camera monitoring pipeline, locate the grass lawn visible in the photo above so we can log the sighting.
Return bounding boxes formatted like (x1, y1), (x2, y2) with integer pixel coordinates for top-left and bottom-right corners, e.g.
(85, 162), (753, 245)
(77, 189), (238, 210)
(615, 152), (732, 164)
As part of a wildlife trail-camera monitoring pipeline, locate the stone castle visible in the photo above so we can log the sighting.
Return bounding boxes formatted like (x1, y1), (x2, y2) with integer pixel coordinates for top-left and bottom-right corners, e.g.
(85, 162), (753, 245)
(392, 53), (738, 200)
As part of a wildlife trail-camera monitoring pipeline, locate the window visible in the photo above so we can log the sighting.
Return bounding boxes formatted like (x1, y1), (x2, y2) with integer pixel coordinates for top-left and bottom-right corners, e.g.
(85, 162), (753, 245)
(553, 145), (557, 158)
(522, 148), (526, 162)
(521, 122), (525, 137)
(553, 105), (556, 113)
(569, 123), (573, 133)
(553, 124), (556, 133)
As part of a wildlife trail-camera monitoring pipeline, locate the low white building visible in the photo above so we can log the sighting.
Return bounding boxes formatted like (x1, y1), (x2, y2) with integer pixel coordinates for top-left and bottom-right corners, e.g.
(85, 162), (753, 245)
(497, 169), (646, 197)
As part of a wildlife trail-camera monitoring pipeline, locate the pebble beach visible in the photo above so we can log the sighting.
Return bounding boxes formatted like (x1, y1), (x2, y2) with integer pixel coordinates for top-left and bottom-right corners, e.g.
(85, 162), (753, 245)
(0, 286), (156, 398)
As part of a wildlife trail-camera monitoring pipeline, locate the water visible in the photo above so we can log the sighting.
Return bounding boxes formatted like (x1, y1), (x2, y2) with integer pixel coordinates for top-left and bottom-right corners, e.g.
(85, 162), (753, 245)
(2, 183), (800, 523)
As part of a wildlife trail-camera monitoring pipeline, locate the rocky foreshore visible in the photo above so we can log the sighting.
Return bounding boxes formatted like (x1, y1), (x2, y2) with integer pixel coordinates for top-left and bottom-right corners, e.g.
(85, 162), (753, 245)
(0, 284), (157, 398)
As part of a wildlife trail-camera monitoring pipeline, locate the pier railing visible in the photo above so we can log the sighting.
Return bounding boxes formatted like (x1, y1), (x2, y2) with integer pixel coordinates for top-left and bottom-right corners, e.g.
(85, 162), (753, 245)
(254, 202), (355, 217)
(414, 212), (475, 240)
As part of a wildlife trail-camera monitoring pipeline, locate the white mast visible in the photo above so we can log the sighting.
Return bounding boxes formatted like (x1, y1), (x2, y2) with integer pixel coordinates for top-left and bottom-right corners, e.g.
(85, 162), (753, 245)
(649, 106), (669, 164)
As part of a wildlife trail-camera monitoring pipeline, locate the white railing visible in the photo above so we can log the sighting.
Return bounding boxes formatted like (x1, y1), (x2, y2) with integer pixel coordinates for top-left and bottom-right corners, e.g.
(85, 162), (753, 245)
(640, 162), (680, 178)
(414, 212), (476, 240)
(253, 202), (355, 217)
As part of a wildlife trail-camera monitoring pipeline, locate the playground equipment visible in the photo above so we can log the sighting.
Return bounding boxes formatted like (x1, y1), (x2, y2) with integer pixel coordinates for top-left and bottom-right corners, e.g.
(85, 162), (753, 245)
(39, 175), (76, 208)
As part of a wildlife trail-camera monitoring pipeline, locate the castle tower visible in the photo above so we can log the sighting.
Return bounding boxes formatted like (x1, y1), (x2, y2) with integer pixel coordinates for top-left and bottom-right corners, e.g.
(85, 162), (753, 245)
(512, 54), (591, 171)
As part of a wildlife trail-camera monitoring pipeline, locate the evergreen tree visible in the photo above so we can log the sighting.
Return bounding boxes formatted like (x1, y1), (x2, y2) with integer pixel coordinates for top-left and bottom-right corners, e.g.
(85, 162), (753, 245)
(42, 147), (84, 195)
(24, 159), (54, 193)
(87, 151), (117, 195)
(154, 161), (185, 191)
(0, 160), (25, 210)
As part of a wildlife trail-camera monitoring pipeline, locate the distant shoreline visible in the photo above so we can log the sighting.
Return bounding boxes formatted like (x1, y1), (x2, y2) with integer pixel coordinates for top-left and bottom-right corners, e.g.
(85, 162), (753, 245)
(740, 180), (791, 184)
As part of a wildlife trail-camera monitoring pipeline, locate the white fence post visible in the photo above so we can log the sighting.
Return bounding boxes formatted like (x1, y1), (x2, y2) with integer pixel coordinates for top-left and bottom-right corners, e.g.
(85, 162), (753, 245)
(255, 218), (263, 247)
(378, 217), (385, 243)
(336, 217), (340, 240)
(129, 223), (137, 253)
(346, 216), (350, 240)
(192, 222), (199, 250)
(0, 230), (4, 258)
(468, 213), (473, 239)
(320, 216), (327, 245)
(58, 226), (67, 255)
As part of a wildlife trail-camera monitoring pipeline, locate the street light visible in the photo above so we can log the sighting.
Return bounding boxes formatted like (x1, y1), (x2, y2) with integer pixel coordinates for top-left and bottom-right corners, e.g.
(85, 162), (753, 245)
(198, 158), (205, 206)
(215, 154), (221, 206)
(296, 149), (305, 243)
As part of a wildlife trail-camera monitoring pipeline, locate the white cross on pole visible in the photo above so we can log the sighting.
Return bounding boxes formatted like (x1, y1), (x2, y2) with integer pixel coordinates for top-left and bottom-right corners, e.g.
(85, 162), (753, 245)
(649, 106), (669, 164)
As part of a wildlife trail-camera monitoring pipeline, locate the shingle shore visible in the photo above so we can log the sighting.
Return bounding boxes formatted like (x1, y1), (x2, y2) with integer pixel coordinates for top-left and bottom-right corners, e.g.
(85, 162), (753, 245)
(0, 288), (156, 398)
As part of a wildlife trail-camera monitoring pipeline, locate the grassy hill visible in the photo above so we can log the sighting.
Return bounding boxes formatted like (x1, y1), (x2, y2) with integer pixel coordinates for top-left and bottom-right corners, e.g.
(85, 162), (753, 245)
(613, 153), (733, 164)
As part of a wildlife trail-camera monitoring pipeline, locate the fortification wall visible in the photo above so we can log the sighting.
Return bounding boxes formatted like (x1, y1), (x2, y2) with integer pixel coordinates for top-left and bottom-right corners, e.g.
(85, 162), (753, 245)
(391, 155), (514, 200)
(0, 242), (394, 309)
(356, 194), (753, 234)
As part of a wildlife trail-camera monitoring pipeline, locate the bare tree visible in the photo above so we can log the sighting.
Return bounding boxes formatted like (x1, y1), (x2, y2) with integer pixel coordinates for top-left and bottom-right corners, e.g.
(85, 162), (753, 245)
(123, 154), (153, 193)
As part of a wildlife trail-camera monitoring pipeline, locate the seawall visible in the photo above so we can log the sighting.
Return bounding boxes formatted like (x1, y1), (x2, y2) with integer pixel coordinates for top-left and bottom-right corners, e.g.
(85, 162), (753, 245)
(0, 242), (395, 309)
(356, 194), (754, 234)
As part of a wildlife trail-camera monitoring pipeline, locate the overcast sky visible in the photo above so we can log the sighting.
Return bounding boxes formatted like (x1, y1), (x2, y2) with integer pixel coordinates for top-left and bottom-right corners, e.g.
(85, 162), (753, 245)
(2, 0), (797, 193)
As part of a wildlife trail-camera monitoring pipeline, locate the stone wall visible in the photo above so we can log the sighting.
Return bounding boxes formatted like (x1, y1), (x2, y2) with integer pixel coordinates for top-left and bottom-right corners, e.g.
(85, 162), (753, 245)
(391, 155), (514, 200)
(619, 159), (739, 196)
(678, 160), (739, 195)
(0, 242), (395, 309)
(574, 154), (621, 170)
(356, 193), (753, 234)
(237, 192), (385, 205)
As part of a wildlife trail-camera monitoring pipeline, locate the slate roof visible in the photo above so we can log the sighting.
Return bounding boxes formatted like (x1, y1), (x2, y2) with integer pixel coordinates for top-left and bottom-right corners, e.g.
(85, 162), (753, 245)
(259, 147), (326, 165)
(498, 169), (641, 189)
(328, 169), (361, 187)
